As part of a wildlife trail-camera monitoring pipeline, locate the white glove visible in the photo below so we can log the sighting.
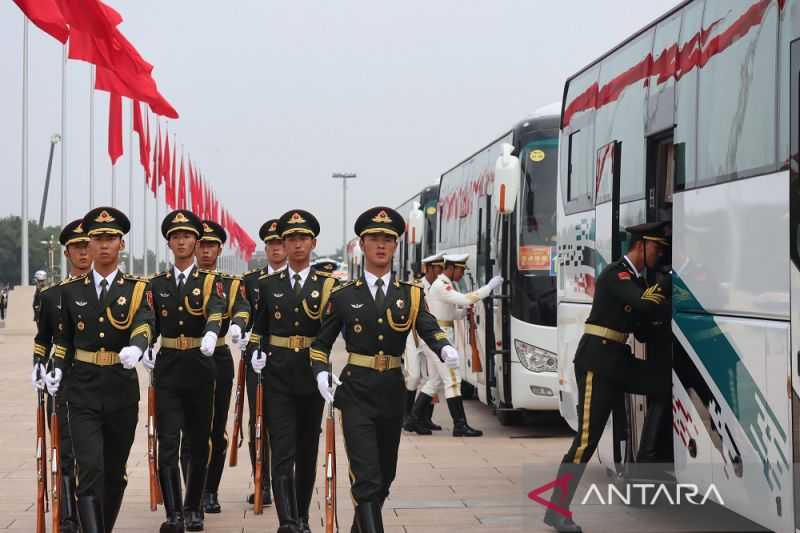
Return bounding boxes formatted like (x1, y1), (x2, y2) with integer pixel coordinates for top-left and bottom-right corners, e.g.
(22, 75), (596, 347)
(45, 368), (62, 396)
(200, 331), (218, 357)
(487, 275), (504, 291)
(31, 363), (46, 390)
(229, 324), (242, 345)
(251, 349), (267, 374)
(119, 345), (143, 369)
(142, 348), (156, 371)
(316, 371), (342, 403)
(238, 331), (251, 352)
(441, 345), (460, 369)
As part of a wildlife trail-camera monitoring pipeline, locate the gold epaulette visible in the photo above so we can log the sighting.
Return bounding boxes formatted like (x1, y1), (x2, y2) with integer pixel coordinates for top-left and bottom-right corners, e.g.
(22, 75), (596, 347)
(399, 279), (424, 288)
(122, 273), (149, 283)
(59, 273), (88, 286)
(258, 270), (283, 281)
(331, 280), (356, 293)
(148, 271), (170, 280)
(313, 269), (334, 277)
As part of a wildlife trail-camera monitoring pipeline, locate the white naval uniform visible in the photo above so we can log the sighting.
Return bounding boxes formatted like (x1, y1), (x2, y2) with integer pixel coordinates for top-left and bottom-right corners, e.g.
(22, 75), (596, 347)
(403, 277), (441, 391)
(422, 273), (495, 399)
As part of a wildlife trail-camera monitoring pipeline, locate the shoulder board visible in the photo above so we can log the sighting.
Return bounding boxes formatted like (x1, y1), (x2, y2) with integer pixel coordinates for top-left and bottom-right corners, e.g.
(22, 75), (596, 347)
(122, 273), (149, 283)
(243, 267), (261, 278)
(216, 271), (238, 279)
(197, 268), (214, 275)
(331, 280), (356, 293)
(313, 270), (334, 278)
(399, 279), (423, 288)
(59, 273), (89, 286)
(258, 270), (283, 281)
(149, 271), (169, 280)
(40, 282), (58, 293)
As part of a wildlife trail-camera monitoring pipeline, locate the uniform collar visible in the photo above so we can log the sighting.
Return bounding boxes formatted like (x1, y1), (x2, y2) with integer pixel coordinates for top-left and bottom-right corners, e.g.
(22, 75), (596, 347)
(268, 263), (287, 275)
(364, 269), (391, 291)
(623, 255), (641, 278)
(92, 268), (118, 290)
(173, 262), (196, 283)
(287, 264), (311, 284)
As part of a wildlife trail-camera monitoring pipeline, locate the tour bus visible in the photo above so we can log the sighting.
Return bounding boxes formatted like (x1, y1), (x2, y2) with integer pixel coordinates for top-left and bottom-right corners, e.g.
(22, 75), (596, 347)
(392, 184), (440, 280)
(345, 237), (362, 280)
(556, 0), (798, 530)
(437, 104), (560, 423)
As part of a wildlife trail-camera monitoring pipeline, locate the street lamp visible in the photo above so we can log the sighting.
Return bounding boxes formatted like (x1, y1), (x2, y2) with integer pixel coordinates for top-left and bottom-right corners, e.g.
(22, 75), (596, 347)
(332, 172), (357, 262)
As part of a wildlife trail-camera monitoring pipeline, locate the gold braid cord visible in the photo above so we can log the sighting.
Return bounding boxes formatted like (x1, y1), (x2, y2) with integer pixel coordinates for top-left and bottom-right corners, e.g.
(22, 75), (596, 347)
(185, 273), (216, 317)
(107, 280), (146, 330)
(386, 285), (420, 333)
(303, 277), (337, 321)
(226, 278), (241, 319)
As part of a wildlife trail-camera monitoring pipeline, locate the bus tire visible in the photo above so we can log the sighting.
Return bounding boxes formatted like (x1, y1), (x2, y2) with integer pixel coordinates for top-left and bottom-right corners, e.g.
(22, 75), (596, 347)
(460, 380), (476, 399)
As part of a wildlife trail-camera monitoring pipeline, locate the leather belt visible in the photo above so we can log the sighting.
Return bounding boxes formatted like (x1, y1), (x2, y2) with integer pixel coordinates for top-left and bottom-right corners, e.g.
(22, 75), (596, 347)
(584, 324), (628, 344)
(160, 336), (226, 350)
(269, 335), (315, 351)
(348, 353), (402, 372)
(75, 348), (120, 366)
(437, 320), (454, 328)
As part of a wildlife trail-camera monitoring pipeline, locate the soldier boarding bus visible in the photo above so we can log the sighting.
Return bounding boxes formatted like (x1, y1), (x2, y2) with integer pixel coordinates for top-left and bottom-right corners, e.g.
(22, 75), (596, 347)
(556, 0), (798, 530)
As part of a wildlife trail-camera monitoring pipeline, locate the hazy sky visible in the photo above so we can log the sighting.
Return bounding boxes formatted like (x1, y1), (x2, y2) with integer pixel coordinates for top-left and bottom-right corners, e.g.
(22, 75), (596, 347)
(0, 0), (679, 256)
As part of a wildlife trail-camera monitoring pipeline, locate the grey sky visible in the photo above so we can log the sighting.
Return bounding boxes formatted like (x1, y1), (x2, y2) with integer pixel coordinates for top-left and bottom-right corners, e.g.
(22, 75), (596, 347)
(0, 0), (679, 256)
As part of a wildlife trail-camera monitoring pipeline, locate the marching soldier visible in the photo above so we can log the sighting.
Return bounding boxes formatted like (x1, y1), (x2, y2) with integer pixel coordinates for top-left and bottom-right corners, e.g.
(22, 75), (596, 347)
(45, 207), (154, 532)
(544, 222), (672, 533)
(33, 269), (47, 320)
(248, 210), (339, 533)
(240, 218), (287, 506)
(420, 253), (502, 437)
(309, 207), (460, 533)
(30, 218), (92, 533)
(402, 254), (446, 434)
(178, 220), (250, 514)
(146, 209), (229, 532)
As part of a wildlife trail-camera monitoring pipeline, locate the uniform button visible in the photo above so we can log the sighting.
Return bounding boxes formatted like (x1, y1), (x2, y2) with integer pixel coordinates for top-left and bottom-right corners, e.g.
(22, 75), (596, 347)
(378, 334), (384, 341)
(179, 320), (184, 326)
(294, 307), (299, 312)
(178, 305), (183, 311)
(99, 332), (105, 338)
(377, 318), (383, 324)
(378, 350), (384, 355)
(602, 340), (607, 344)
(294, 321), (300, 327)
(98, 317), (104, 323)
(294, 348), (300, 353)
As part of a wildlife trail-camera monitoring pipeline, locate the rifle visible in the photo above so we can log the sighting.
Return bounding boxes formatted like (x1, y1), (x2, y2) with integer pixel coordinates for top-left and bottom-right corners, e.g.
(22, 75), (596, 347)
(229, 352), (246, 467)
(50, 384), (62, 533)
(466, 305), (482, 372)
(35, 374), (48, 533)
(147, 350), (162, 511)
(253, 349), (264, 514)
(324, 369), (337, 533)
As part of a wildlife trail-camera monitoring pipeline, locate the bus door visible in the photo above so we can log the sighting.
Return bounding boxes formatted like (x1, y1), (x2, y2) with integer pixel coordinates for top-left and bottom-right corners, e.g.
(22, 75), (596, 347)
(789, 37), (799, 532)
(473, 196), (491, 402)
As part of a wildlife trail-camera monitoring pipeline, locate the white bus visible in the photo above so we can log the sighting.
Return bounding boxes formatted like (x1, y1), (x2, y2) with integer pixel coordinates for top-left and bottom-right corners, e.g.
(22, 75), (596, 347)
(393, 184), (440, 280)
(556, 0), (798, 530)
(437, 104), (561, 424)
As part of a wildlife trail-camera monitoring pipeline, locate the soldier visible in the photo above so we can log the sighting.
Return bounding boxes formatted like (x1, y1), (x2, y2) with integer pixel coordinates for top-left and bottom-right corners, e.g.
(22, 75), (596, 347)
(543, 222), (672, 533)
(240, 218), (287, 506)
(401, 254), (446, 434)
(44, 207), (154, 533)
(146, 209), (230, 533)
(309, 207), (460, 533)
(248, 209), (339, 533)
(0, 287), (7, 320)
(33, 269), (47, 320)
(178, 220), (250, 514)
(30, 219), (92, 533)
(419, 253), (502, 437)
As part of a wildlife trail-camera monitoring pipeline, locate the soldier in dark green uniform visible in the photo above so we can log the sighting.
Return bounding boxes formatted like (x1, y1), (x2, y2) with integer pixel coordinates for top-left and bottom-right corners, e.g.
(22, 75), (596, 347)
(309, 207), (459, 533)
(30, 218), (92, 533)
(248, 210), (339, 533)
(176, 220), (250, 514)
(45, 207), (155, 533)
(240, 218), (286, 506)
(147, 209), (228, 533)
(543, 222), (672, 533)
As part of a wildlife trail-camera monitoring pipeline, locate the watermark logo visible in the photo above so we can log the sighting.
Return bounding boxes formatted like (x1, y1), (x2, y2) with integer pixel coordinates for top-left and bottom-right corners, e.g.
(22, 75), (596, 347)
(527, 474), (573, 520)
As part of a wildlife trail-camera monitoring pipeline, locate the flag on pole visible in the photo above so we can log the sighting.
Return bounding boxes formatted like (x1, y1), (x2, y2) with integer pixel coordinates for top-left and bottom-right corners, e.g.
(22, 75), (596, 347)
(13, 0), (69, 43)
(107, 93), (123, 164)
(169, 137), (177, 209)
(151, 122), (160, 196)
(178, 154), (187, 210)
(132, 100), (151, 182)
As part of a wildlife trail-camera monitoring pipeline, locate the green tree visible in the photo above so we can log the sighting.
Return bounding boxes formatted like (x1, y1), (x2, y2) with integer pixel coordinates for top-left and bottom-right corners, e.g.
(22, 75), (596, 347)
(0, 216), (62, 286)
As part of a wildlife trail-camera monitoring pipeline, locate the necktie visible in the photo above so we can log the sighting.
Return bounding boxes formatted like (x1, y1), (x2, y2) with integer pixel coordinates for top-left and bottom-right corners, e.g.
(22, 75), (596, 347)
(177, 273), (186, 294)
(374, 278), (385, 309)
(293, 273), (302, 295)
(99, 279), (108, 306)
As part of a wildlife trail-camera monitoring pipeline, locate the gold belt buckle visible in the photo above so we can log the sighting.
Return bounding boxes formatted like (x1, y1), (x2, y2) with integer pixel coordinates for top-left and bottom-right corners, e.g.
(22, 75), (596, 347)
(176, 335), (191, 350)
(97, 349), (112, 365)
(374, 354), (388, 372)
(288, 336), (303, 350)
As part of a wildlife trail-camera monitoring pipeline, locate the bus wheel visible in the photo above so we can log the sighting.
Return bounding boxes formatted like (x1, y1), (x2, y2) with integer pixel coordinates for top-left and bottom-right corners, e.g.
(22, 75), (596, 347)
(495, 409), (520, 426)
(460, 381), (476, 399)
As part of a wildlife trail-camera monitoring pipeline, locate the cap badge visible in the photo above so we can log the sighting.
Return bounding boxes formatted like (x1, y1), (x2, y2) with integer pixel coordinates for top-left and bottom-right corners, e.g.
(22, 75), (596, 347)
(172, 212), (190, 224)
(288, 212), (306, 224)
(95, 210), (115, 223)
(203, 223), (213, 233)
(269, 222), (278, 231)
(372, 210), (392, 223)
(73, 223), (84, 234)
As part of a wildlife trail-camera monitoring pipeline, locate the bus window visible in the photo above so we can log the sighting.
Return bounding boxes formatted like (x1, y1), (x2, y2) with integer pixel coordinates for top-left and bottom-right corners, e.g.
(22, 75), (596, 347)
(568, 129), (592, 202)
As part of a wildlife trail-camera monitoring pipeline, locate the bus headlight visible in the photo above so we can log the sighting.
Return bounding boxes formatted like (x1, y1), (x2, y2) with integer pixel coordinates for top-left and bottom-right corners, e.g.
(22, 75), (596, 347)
(514, 339), (557, 373)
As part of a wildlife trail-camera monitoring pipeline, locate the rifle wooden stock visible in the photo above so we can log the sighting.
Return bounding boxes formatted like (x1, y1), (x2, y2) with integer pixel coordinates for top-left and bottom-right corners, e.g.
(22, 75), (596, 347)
(229, 356), (246, 467)
(50, 397), (61, 533)
(467, 306), (482, 372)
(147, 374), (162, 511)
(253, 371), (264, 514)
(324, 401), (336, 533)
(35, 390), (47, 533)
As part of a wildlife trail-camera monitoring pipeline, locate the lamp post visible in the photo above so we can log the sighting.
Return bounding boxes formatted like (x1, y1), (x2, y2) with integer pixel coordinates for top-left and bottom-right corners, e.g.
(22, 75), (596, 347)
(331, 172), (356, 263)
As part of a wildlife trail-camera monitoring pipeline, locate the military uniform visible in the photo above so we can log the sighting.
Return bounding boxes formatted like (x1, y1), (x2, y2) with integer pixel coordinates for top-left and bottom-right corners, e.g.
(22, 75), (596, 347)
(32, 219), (89, 532)
(52, 207), (154, 533)
(178, 220), (250, 513)
(247, 209), (338, 533)
(545, 222), (672, 533)
(310, 207), (453, 533)
(150, 210), (228, 532)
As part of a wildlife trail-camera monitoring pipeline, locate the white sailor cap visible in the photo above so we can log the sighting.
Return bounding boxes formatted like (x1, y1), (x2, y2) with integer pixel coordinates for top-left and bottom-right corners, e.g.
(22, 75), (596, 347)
(421, 253), (444, 266)
(443, 254), (469, 268)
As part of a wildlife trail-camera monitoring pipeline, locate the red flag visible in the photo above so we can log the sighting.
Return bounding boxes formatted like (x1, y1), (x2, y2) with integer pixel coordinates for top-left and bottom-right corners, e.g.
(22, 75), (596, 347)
(163, 133), (173, 208)
(13, 0), (69, 43)
(178, 155), (187, 210)
(197, 177), (205, 219)
(189, 160), (197, 213)
(169, 138), (178, 209)
(132, 100), (151, 182)
(108, 93), (123, 164)
(151, 124), (160, 195)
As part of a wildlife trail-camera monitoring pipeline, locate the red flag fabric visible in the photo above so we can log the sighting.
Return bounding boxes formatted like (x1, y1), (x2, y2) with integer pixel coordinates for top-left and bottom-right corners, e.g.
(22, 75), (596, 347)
(108, 93), (123, 164)
(170, 139), (178, 209)
(13, 0), (69, 43)
(189, 161), (197, 213)
(132, 100), (151, 182)
(163, 134), (174, 208)
(151, 125), (160, 196)
(178, 156), (187, 210)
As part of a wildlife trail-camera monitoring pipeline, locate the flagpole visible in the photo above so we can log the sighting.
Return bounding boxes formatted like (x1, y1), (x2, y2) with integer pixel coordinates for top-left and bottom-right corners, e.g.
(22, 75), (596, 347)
(89, 65), (95, 208)
(143, 154), (149, 276)
(128, 100), (134, 273)
(154, 119), (161, 272)
(20, 17), (30, 286)
(60, 43), (67, 279)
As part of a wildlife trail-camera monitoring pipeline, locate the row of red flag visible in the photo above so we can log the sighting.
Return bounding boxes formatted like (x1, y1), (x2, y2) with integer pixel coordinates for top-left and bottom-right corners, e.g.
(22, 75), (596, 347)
(13, 0), (257, 260)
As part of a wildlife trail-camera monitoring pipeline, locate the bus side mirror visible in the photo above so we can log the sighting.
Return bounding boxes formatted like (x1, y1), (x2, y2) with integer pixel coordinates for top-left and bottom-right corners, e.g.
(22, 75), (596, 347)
(494, 143), (520, 214)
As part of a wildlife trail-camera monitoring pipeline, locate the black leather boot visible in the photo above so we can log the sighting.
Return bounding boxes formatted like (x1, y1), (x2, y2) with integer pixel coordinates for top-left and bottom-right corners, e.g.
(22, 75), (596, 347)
(405, 393), (433, 435)
(159, 467), (185, 533)
(184, 510), (204, 532)
(401, 389), (416, 429)
(61, 474), (80, 533)
(354, 501), (383, 533)
(103, 484), (125, 533)
(247, 485), (272, 506)
(273, 475), (301, 533)
(636, 397), (670, 463)
(421, 402), (442, 431)
(202, 492), (221, 514)
(77, 495), (105, 533)
(543, 508), (583, 532)
(183, 462), (205, 531)
(447, 397), (483, 437)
